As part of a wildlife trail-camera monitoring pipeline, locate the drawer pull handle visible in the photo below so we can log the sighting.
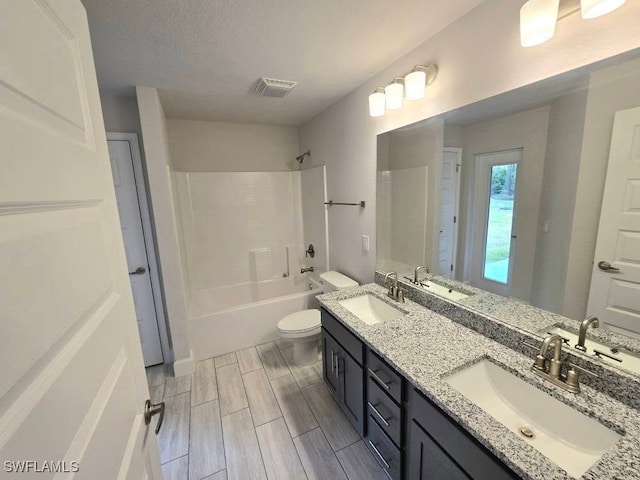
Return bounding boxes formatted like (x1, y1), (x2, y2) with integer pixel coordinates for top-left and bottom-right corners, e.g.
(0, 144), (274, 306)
(368, 401), (390, 427)
(368, 440), (391, 470)
(368, 368), (391, 390)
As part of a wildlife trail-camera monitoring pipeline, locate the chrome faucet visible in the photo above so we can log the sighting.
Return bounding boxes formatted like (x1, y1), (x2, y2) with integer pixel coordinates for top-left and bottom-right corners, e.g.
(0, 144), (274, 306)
(414, 265), (430, 284)
(528, 334), (598, 393)
(300, 266), (314, 273)
(384, 272), (404, 303)
(576, 316), (599, 352)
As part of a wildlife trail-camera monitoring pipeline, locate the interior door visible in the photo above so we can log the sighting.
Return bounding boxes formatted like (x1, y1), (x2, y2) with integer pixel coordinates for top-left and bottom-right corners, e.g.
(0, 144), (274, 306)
(108, 137), (164, 366)
(0, 1), (162, 478)
(587, 107), (640, 338)
(471, 149), (522, 297)
(438, 148), (462, 279)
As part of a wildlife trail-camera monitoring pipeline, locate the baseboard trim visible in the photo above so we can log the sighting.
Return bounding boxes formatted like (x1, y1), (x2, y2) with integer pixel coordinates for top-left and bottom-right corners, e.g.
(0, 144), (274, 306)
(172, 350), (195, 377)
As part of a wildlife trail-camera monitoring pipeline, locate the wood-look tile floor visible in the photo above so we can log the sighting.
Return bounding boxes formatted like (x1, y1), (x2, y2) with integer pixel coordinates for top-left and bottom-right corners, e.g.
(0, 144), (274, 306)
(148, 341), (386, 480)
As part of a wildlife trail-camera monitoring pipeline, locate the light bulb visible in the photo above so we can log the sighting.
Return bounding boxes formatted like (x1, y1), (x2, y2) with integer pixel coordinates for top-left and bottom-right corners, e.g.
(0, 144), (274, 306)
(520, 0), (559, 47)
(581, 0), (625, 18)
(405, 70), (426, 101)
(385, 82), (403, 110)
(369, 91), (385, 117)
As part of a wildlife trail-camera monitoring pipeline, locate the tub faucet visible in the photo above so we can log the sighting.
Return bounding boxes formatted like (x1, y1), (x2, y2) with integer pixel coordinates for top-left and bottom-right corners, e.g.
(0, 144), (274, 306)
(414, 265), (429, 284)
(300, 267), (314, 274)
(576, 316), (599, 352)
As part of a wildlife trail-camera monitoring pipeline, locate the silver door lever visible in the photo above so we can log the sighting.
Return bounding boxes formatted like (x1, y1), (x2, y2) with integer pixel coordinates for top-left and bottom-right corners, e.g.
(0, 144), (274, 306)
(597, 261), (620, 272)
(129, 267), (146, 275)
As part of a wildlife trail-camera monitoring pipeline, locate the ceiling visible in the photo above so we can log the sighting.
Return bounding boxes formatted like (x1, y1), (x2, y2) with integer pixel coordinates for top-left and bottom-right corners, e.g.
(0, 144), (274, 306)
(82, 0), (483, 126)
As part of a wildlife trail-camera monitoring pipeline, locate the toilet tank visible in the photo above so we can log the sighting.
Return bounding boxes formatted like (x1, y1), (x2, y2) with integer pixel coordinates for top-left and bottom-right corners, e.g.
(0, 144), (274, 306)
(319, 271), (358, 293)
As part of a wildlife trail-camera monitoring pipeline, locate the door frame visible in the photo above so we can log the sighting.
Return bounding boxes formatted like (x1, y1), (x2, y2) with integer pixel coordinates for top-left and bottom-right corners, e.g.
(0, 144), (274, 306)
(107, 132), (170, 365)
(443, 147), (462, 279)
(471, 148), (523, 297)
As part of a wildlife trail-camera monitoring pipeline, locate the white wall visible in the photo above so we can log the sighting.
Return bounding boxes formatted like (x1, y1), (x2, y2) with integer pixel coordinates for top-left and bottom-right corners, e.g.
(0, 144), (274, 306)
(564, 57), (640, 319)
(173, 171), (304, 294)
(167, 119), (299, 171)
(136, 86), (193, 374)
(531, 85), (589, 313)
(298, 0), (640, 285)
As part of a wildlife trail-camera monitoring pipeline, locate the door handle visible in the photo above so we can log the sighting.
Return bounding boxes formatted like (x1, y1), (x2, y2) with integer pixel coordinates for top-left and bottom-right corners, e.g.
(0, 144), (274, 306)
(597, 261), (620, 272)
(144, 399), (165, 434)
(129, 266), (146, 275)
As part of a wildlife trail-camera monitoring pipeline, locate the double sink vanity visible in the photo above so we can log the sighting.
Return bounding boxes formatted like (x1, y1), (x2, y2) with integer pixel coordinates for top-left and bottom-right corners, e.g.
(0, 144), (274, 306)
(317, 272), (640, 480)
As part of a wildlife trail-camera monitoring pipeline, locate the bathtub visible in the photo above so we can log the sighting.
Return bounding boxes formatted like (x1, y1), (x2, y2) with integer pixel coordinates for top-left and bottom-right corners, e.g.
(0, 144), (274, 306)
(188, 274), (324, 360)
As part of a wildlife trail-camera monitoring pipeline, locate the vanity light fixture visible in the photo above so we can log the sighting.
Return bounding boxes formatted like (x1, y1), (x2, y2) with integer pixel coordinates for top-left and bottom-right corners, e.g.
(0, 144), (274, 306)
(520, 0), (560, 47)
(385, 78), (404, 110)
(369, 87), (386, 117)
(405, 64), (439, 101)
(580, 0), (625, 18)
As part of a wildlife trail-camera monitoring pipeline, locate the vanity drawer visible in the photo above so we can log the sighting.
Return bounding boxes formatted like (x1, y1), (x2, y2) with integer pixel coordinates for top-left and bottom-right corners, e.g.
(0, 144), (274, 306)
(411, 388), (517, 480)
(367, 376), (402, 447)
(367, 413), (401, 480)
(321, 308), (364, 365)
(367, 349), (403, 404)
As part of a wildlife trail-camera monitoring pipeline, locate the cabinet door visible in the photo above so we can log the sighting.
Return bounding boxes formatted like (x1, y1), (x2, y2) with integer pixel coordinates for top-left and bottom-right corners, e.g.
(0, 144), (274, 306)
(339, 351), (364, 435)
(409, 421), (470, 480)
(322, 329), (340, 396)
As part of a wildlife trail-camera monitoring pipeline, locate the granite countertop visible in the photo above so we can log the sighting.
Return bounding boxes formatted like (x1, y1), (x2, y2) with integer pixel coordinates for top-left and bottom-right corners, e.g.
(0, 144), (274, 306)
(318, 283), (640, 480)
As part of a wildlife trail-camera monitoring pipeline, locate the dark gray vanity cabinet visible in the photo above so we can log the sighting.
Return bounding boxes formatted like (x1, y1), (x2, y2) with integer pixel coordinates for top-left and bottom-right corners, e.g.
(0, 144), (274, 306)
(408, 388), (518, 480)
(321, 308), (365, 435)
(321, 307), (517, 480)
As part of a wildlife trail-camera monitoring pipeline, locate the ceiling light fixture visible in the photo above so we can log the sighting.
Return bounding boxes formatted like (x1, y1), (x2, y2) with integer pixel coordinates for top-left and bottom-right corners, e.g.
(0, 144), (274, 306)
(580, 0), (625, 18)
(368, 88), (386, 117)
(385, 78), (404, 110)
(405, 64), (439, 101)
(520, 0), (560, 47)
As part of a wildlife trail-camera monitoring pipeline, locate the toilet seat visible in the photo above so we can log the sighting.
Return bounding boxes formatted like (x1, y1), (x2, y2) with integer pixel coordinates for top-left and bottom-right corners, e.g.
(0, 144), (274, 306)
(277, 309), (321, 336)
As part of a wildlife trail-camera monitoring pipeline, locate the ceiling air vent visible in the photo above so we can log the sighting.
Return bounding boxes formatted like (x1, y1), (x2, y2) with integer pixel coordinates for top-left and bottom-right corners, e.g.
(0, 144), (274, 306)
(255, 77), (297, 98)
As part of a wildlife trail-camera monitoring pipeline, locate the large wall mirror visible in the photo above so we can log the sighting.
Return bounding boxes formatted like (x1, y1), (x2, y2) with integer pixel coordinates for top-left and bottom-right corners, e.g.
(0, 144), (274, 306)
(376, 50), (640, 374)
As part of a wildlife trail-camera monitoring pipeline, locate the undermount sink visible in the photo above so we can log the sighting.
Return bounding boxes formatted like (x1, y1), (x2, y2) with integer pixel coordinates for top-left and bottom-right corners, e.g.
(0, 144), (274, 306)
(420, 280), (470, 301)
(546, 326), (640, 375)
(446, 359), (621, 478)
(338, 294), (405, 325)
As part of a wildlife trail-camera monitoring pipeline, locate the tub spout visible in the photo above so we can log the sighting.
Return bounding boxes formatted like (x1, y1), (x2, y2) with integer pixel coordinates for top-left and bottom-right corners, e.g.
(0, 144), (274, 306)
(301, 267), (314, 274)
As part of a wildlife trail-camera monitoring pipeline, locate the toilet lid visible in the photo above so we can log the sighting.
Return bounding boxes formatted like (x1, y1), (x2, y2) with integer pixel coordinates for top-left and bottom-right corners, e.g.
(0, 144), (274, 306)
(278, 309), (321, 333)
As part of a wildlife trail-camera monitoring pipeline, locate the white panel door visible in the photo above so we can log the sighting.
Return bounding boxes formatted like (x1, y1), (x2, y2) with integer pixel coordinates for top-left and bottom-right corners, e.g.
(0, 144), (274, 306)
(587, 107), (640, 337)
(108, 138), (164, 367)
(0, 1), (162, 478)
(438, 148), (462, 278)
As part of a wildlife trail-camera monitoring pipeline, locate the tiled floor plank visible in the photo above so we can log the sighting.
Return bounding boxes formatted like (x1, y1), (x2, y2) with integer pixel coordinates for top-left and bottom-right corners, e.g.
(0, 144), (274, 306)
(158, 391), (190, 463)
(256, 343), (289, 380)
(222, 409), (267, 480)
(237, 347), (263, 374)
(164, 374), (192, 399)
(302, 382), (359, 451)
(214, 352), (238, 368)
(281, 347), (321, 388)
(243, 369), (282, 426)
(270, 374), (319, 437)
(217, 363), (249, 416)
(294, 428), (347, 480)
(161, 455), (189, 480)
(192, 357), (218, 406)
(189, 400), (225, 480)
(256, 418), (308, 479)
(336, 440), (387, 480)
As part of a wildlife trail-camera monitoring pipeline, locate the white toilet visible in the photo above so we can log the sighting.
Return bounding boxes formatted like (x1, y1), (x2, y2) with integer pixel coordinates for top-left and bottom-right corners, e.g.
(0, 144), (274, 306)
(277, 271), (358, 365)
